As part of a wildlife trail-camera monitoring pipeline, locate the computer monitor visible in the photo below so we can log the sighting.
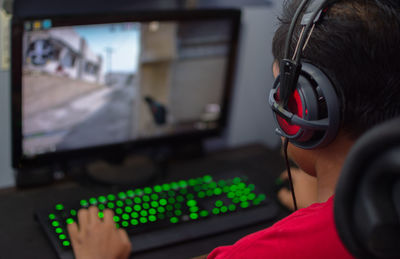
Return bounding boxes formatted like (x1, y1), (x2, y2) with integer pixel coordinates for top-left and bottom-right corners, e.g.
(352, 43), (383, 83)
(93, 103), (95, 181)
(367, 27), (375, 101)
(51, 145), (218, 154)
(11, 10), (240, 171)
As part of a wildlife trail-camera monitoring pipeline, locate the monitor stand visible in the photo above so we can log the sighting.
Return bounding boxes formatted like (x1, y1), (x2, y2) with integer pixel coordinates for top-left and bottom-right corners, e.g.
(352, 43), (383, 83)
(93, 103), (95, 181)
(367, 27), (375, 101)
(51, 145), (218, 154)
(84, 154), (165, 187)
(73, 141), (205, 187)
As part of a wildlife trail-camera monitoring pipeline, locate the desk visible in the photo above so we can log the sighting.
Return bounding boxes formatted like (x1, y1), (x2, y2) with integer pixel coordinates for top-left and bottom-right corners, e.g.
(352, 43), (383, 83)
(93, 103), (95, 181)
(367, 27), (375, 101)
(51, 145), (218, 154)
(0, 144), (288, 259)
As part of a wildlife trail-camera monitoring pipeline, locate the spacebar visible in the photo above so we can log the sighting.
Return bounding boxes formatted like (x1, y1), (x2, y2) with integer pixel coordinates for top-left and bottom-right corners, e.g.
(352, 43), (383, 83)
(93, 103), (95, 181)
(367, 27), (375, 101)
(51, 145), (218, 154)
(130, 204), (279, 253)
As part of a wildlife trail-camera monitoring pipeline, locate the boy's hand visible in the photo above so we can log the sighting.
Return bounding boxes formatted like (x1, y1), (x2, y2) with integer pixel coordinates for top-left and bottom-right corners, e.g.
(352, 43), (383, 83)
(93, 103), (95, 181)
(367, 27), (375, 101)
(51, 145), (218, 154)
(67, 206), (132, 259)
(277, 167), (318, 211)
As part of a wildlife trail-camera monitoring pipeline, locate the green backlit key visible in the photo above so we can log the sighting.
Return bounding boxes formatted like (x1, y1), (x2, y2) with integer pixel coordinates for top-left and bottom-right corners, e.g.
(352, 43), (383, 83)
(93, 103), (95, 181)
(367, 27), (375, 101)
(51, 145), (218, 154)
(40, 174), (271, 252)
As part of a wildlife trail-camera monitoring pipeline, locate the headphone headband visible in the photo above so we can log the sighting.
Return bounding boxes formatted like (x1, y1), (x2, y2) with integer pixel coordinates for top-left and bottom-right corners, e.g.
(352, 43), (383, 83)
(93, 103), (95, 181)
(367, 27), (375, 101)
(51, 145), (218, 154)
(280, 0), (332, 105)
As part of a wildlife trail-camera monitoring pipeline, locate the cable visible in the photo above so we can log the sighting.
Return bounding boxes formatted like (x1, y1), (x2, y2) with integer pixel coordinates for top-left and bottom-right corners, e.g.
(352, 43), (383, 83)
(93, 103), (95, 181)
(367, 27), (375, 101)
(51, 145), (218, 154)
(283, 137), (298, 211)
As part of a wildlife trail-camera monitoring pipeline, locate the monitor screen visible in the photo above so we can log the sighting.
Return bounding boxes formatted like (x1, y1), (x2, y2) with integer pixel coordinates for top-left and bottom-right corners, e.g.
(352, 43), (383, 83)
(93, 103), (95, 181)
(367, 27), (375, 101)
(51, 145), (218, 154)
(12, 10), (240, 167)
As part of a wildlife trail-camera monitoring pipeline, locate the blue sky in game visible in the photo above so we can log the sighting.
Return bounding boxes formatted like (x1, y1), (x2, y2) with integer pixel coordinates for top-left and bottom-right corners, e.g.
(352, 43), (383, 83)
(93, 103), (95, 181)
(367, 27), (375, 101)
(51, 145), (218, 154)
(74, 23), (140, 74)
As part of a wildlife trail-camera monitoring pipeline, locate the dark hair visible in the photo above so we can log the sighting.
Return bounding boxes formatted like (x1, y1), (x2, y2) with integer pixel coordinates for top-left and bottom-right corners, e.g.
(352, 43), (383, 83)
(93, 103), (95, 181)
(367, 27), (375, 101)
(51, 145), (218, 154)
(272, 0), (400, 138)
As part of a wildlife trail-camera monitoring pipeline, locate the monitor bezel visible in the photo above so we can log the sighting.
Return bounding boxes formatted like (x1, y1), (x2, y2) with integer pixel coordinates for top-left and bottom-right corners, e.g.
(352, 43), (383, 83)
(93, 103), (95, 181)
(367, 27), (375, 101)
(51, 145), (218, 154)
(11, 9), (241, 169)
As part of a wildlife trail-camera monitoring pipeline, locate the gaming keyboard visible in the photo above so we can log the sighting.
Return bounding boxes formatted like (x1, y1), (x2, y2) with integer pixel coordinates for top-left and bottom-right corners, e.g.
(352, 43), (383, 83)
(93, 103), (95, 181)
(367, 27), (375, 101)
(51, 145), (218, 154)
(35, 174), (279, 259)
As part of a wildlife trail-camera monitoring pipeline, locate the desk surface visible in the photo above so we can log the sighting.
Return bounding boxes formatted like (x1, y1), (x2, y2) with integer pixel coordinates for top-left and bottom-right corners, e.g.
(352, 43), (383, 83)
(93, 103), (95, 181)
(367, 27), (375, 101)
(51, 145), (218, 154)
(0, 144), (288, 259)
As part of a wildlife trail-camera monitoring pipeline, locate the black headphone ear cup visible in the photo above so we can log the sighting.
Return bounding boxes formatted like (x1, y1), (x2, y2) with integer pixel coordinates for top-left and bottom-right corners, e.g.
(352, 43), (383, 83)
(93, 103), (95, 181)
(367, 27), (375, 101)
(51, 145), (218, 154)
(275, 75), (320, 144)
(302, 63), (341, 148)
(292, 75), (320, 143)
(270, 62), (340, 149)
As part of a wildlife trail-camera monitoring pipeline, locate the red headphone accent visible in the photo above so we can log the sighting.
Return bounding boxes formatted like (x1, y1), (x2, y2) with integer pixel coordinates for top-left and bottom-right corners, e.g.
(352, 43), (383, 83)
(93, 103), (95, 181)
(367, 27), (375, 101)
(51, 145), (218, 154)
(275, 88), (304, 135)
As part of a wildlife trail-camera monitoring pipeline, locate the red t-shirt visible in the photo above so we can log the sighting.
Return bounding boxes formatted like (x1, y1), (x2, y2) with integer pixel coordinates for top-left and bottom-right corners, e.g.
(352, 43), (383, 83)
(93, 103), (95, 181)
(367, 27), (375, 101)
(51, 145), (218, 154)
(208, 196), (353, 259)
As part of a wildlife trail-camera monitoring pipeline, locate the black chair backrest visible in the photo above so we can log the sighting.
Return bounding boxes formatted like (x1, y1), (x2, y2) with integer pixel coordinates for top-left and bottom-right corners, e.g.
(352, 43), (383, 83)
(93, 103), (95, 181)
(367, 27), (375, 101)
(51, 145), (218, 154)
(335, 117), (400, 259)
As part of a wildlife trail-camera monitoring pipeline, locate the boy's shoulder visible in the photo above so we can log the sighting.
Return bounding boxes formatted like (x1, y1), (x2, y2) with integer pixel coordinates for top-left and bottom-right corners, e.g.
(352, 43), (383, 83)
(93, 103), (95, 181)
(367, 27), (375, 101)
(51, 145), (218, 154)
(208, 196), (353, 259)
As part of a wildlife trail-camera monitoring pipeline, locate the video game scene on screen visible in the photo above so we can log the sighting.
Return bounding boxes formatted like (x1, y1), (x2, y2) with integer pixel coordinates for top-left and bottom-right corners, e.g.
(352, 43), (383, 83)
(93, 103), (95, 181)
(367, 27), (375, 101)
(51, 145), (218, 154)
(22, 19), (231, 156)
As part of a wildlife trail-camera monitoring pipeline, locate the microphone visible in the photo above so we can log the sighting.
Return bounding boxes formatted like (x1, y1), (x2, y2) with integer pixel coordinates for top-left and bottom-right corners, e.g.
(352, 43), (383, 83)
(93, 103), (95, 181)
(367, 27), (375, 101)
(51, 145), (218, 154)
(279, 59), (302, 106)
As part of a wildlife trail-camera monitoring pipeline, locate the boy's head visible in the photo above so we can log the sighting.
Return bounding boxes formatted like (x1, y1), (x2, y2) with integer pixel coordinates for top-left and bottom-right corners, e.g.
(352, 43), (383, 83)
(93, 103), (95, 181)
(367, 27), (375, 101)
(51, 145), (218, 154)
(270, 0), (400, 176)
(272, 0), (400, 140)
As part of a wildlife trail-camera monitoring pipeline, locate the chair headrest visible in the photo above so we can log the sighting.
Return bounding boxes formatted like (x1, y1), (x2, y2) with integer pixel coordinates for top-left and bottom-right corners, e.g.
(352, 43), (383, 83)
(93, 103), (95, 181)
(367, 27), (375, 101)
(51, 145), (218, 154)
(335, 117), (400, 259)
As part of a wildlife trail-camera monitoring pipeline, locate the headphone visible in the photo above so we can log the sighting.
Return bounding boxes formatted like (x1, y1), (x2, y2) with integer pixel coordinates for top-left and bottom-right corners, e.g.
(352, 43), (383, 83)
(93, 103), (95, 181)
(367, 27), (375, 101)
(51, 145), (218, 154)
(268, 0), (341, 149)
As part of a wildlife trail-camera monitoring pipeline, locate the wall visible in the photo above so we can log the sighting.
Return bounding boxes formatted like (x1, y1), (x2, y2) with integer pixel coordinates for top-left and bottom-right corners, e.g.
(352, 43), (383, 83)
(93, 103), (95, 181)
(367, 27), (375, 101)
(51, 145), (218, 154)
(226, 6), (281, 148)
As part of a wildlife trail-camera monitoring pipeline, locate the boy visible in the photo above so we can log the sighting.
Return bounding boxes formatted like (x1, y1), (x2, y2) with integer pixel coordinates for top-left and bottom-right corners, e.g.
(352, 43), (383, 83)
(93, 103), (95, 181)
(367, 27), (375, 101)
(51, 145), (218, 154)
(67, 0), (400, 258)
